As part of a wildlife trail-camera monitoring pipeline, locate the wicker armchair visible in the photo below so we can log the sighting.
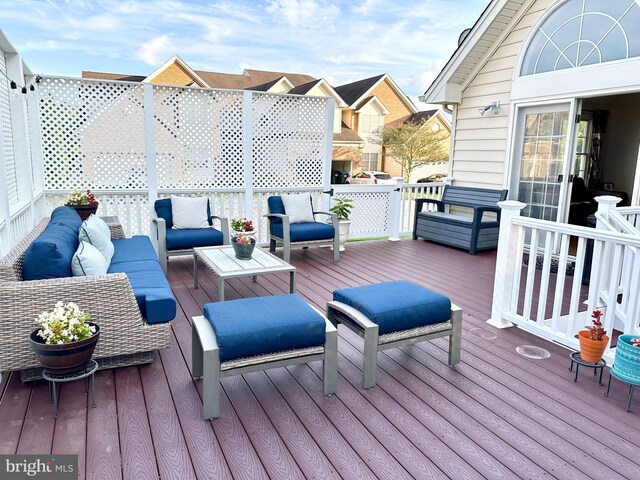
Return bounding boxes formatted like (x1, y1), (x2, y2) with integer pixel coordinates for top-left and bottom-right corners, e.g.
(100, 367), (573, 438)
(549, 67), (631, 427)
(0, 218), (171, 381)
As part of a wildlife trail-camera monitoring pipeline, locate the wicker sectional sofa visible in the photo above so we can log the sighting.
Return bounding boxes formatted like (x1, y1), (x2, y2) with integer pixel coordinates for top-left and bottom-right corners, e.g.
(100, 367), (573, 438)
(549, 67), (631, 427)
(0, 209), (176, 380)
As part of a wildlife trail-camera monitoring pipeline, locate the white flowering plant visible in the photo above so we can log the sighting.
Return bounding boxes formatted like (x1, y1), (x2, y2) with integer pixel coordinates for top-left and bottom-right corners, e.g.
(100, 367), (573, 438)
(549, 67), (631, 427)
(64, 189), (97, 206)
(34, 302), (96, 345)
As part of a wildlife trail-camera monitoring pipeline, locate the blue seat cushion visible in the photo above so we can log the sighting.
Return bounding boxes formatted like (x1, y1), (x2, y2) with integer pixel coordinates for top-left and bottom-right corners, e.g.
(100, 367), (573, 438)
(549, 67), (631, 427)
(22, 207), (82, 280)
(270, 222), (335, 242)
(204, 294), (326, 362)
(333, 281), (451, 335)
(110, 236), (159, 264)
(108, 257), (176, 324)
(165, 227), (224, 251)
(154, 197), (212, 230)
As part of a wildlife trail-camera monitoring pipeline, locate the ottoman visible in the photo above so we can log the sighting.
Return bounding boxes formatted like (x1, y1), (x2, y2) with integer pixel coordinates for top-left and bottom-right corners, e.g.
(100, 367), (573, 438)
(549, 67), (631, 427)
(192, 294), (337, 419)
(327, 281), (462, 388)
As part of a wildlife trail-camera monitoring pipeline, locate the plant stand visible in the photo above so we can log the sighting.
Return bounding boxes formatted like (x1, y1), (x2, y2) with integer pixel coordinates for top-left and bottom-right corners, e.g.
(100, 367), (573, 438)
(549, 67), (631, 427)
(604, 370), (639, 412)
(42, 359), (98, 418)
(569, 351), (606, 385)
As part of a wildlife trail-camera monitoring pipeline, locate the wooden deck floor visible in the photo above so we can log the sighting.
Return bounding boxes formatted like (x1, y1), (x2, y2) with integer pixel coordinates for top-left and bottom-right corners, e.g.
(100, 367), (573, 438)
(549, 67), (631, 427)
(1, 239), (639, 479)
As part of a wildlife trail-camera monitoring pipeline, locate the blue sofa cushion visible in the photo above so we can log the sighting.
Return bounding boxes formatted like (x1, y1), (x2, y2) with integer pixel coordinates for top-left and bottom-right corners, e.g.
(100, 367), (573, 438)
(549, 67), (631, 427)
(110, 236), (159, 264)
(22, 207), (82, 280)
(154, 197), (213, 230)
(204, 294), (326, 362)
(270, 222), (335, 242)
(108, 237), (176, 324)
(165, 227), (224, 251)
(333, 281), (451, 335)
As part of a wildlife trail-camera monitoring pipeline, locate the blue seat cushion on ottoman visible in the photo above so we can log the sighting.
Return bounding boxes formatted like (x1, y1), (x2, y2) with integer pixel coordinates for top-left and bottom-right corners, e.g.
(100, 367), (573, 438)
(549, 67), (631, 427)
(333, 281), (451, 335)
(165, 227), (224, 251)
(108, 258), (176, 324)
(204, 294), (326, 362)
(110, 236), (159, 264)
(271, 222), (335, 242)
(22, 207), (82, 280)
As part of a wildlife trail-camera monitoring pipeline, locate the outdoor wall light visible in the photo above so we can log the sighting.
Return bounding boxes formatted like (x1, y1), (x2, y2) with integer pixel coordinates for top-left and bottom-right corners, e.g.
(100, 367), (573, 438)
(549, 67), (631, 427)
(478, 100), (501, 116)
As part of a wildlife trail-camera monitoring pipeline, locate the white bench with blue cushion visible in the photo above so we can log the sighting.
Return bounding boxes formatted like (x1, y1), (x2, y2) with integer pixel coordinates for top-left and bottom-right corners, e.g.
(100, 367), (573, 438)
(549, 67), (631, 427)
(327, 281), (461, 388)
(192, 294), (337, 419)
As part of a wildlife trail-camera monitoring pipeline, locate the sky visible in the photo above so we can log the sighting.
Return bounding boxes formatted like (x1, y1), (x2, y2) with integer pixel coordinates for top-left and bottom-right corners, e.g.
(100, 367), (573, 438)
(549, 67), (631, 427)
(0, 0), (488, 109)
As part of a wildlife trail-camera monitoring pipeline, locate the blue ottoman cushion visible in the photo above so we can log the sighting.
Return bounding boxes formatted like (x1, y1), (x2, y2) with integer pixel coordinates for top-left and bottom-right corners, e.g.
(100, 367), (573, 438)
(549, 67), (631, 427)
(111, 236), (159, 264)
(270, 222), (335, 242)
(165, 227), (224, 251)
(204, 294), (326, 362)
(333, 281), (451, 335)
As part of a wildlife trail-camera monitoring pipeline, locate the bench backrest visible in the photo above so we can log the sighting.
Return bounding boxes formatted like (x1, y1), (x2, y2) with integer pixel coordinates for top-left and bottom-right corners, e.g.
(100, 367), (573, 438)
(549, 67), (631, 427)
(441, 186), (508, 208)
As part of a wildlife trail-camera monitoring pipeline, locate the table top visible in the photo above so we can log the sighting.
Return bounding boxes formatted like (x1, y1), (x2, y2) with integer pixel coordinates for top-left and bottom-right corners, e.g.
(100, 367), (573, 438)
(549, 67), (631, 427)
(194, 245), (295, 278)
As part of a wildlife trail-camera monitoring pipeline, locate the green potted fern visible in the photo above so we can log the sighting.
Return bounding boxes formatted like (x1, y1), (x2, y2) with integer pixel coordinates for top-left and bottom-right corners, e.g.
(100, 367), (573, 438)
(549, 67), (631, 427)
(329, 198), (354, 251)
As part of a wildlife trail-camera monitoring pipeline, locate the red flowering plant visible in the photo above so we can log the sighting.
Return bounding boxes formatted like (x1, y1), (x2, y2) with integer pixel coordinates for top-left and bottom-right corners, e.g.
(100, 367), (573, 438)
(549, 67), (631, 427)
(586, 309), (606, 341)
(65, 189), (97, 206)
(231, 218), (254, 233)
(631, 337), (640, 348)
(233, 233), (253, 245)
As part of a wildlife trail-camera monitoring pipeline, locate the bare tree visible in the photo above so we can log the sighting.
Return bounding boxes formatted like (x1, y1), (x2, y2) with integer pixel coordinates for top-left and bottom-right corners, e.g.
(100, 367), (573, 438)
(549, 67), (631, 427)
(379, 121), (449, 182)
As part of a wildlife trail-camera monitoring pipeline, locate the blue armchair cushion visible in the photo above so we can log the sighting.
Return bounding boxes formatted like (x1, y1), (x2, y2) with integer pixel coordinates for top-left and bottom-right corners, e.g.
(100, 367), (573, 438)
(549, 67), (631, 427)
(270, 222), (335, 242)
(108, 237), (176, 324)
(22, 207), (82, 280)
(165, 227), (224, 251)
(204, 294), (326, 362)
(110, 236), (159, 264)
(267, 196), (286, 225)
(154, 197), (212, 230)
(333, 281), (451, 335)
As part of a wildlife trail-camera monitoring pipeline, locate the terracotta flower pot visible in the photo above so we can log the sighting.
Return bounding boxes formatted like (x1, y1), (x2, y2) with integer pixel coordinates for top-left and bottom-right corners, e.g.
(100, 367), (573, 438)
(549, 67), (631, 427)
(67, 202), (99, 220)
(578, 330), (609, 363)
(30, 323), (100, 374)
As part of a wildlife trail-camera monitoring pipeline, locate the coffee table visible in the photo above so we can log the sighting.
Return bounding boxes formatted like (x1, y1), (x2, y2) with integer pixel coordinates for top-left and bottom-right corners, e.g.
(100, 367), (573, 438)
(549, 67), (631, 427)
(193, 246), (296, 301)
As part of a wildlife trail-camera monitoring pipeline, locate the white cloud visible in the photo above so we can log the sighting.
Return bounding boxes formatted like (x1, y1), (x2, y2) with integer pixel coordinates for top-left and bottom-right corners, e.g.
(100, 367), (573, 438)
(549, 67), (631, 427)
(137, 34), (175, 65)
(265, 0), (339, 27)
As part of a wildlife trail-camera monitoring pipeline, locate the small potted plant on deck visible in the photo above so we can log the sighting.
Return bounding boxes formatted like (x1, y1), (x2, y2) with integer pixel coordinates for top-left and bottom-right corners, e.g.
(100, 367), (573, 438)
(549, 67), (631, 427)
(610, 335), (640, 383)
(65, 189), (99, 220)
(578, 309), (609, 363)
(30, 302), (100, 374)
(329, 197), (354, 252)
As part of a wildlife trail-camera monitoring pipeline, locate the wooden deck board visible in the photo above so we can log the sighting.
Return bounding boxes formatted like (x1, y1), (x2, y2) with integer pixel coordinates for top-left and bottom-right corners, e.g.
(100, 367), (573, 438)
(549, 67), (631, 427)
(1, 239), (639, 479)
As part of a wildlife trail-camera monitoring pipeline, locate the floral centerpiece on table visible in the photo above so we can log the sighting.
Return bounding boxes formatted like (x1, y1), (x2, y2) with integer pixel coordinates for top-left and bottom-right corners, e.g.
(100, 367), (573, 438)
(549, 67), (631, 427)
(35, 301), (96, 345)
(231, 232), (256, 260)
(231, 218), (254, 234)
(64, 189), (99, 219)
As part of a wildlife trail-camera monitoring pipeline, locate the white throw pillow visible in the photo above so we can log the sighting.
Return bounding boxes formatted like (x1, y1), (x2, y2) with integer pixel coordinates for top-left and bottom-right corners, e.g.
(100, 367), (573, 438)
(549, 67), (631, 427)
(281, 194), (315, 224)
(171, 195), (209, 229)
(72, 241), (109, 276)
(79, 214), (114, 264)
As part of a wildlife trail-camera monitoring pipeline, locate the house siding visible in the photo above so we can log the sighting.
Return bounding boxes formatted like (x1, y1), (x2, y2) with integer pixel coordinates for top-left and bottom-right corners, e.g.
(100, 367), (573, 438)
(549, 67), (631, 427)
(151, 63), (198, 86)
(451, 0), (554, 189)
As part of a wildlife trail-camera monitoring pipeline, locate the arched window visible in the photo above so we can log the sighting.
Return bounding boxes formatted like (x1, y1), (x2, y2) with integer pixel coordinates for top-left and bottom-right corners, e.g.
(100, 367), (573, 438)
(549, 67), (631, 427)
(520, 0), (640, 76)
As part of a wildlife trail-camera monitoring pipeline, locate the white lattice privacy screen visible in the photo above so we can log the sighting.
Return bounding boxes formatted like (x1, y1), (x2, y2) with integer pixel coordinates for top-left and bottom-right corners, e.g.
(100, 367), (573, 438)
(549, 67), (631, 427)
(38, 76), (332, 237)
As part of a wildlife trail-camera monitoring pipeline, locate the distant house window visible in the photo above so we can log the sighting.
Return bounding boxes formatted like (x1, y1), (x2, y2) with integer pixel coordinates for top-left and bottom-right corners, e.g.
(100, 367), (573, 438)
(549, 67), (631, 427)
(520, 0), (640, 76)
(361, 152), (380, 171)
(360, 114), (383, 135)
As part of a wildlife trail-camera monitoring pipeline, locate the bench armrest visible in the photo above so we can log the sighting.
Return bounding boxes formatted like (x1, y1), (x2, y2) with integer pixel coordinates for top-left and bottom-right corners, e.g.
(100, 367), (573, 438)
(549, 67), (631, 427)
(150, 217), (167, 273)
(263, 213), (291, 243)
(210, 215), (230, 245)
(472, 206), (501, 223)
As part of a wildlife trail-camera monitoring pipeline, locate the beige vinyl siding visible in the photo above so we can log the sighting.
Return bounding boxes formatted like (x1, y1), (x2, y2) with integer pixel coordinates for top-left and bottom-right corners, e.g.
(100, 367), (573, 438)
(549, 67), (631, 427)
(450, 0), (554, 189)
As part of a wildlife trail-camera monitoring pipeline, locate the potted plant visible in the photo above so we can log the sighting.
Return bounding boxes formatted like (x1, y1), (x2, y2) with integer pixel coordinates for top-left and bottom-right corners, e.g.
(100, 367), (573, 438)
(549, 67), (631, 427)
(65, 189), (99, 220)
(30, 302), (100, 374)
(578, 309), (609, 363)
(231, 233), (256, 260)
(329, 197), (354, 252)
(611, 335), (640, 383)
(231, 218), (255, 237)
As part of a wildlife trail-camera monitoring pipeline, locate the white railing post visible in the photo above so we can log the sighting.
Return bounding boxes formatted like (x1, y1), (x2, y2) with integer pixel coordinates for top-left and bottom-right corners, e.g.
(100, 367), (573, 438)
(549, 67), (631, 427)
(388, 177), (403, 241)
(588, 195), (623, 312)
(322, 97), (335, 212)
(488, 200), (526, 329)
(143, 84), (157, 206)
(242, 91), (254, 222)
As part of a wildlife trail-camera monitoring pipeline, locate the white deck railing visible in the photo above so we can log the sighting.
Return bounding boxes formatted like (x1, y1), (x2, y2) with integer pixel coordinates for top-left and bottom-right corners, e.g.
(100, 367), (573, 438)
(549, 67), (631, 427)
(490, 196), (640, 363)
